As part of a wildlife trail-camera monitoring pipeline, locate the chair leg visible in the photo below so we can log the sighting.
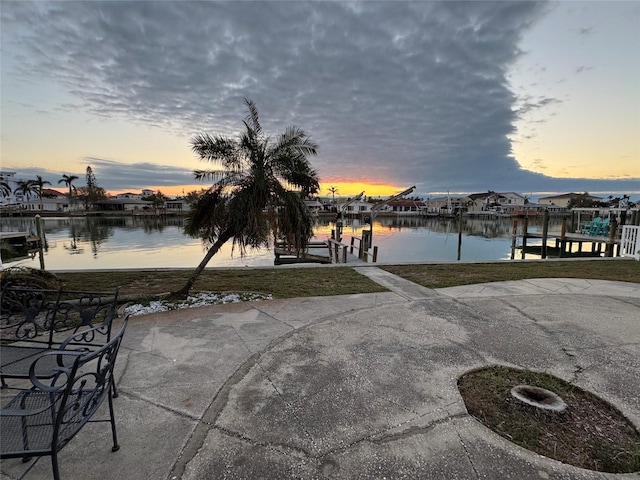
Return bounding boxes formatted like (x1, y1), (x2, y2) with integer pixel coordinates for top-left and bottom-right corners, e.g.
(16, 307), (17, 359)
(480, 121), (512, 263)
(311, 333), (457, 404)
(51, 452), (61, 480)
(108, 390), (120, 452)
(1, 376), (7, 389)
(111, 377), (119, 399)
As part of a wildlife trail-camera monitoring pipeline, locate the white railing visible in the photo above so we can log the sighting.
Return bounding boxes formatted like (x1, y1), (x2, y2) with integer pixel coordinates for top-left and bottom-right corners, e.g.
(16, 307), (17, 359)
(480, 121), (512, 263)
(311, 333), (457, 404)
(620, 226), (640, 260)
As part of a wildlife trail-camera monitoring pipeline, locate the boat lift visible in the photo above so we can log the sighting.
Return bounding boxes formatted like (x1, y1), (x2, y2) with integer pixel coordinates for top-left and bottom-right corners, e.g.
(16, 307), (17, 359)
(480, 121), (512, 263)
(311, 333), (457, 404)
(334, 191), (365, 241)
(364, 186), (416, 248)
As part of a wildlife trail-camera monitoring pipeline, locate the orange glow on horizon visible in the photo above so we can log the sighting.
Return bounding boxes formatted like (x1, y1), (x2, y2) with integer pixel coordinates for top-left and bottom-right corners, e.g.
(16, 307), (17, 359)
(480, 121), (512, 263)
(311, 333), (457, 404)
(318, 181), (401, 198)
(108, 181), (404, 198)
(107, 185), (207, 197)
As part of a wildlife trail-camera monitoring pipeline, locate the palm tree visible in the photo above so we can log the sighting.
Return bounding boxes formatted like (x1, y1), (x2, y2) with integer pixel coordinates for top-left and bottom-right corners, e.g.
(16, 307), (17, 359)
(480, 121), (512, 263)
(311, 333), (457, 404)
(59, 174), (79, 210)
(16, 180), (37, 211)
(34, 175), (51, 211)
(173, 99), (320, 297)
(327, 186), (339, 209)
(1, 180), (11, 200)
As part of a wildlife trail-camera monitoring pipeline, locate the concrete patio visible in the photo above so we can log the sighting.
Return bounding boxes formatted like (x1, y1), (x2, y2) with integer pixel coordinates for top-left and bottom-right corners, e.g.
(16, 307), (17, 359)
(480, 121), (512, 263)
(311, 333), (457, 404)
(1, 269), (639, 479)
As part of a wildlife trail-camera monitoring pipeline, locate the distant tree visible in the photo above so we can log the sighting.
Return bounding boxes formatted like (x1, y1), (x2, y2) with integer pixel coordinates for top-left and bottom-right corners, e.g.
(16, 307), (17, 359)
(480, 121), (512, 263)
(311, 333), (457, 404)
(327, 186), (338, 204)
(183, 189), (207, 206)
(16, 180), (37, 211)
(58, 173), (79, 208)
(79, 166), (107, 209)
(567, 193), (605, 209)
(142, 190), (169, 209)
(1, 180), (11, 200)
(34, 175), (51, 211)
(172, 99), (319, 297)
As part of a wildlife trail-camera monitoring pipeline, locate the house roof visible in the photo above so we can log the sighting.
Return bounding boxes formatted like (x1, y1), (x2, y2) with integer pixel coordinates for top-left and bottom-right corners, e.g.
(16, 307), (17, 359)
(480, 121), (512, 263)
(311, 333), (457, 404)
(95, 198), (151, 205)
(539, 192), (603, 200)
(41, 188), (65, 197)
(386, 199), (426, 207)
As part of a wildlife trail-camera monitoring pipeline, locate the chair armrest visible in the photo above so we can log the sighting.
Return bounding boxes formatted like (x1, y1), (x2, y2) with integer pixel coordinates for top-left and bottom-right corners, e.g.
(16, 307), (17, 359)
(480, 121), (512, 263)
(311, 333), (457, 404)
(28, 350), (84, 392)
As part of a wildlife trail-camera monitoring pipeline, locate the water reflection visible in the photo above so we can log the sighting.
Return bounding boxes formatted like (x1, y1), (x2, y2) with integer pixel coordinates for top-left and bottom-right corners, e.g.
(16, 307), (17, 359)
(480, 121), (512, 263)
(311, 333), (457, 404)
(1, 215), (564, 270)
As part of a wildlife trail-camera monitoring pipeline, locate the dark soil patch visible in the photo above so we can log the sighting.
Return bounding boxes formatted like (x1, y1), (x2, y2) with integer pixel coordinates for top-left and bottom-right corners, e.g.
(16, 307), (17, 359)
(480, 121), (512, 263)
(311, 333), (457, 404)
(457, 365), (640, 473)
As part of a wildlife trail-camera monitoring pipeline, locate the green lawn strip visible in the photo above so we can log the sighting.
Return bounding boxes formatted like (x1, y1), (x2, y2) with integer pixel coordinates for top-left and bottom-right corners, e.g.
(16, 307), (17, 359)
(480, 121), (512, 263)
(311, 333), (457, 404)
(56, 267), (388, 299)
(53, 259), (639, 299)
(381, 259), (640, 289)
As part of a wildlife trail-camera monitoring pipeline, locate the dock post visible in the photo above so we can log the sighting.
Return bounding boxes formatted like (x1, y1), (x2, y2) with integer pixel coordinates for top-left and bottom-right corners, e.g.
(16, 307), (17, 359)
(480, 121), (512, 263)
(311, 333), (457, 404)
(559, 219), (567, 258)
(510, 219), (518, 260)
(541, 209), (549, 259)
(606, 218), (617, 257)
(457, 209), (463, 261)
(570, 210), (576, 233)
(35, 214), (45, 270)
(361, 230), (371, 259)
(521, 218), (528, 259)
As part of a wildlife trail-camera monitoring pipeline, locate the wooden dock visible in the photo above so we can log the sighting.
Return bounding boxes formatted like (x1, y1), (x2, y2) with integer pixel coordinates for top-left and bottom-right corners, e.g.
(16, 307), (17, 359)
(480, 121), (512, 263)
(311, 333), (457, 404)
(512, 213), (628, 259)
(520, 231), (614, 257)
(274, 236), (377, 265)
(0, 231), (41, 248)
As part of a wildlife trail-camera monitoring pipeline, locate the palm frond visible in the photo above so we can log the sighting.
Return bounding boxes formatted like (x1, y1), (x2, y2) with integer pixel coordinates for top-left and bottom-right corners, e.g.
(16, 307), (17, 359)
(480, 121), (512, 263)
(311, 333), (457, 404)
(183, 186), (230, 240)
(243, 98), (262, 137)
(268, 126), (319, 195)
(272, 187), (315, 254)
(190, 133), (243, 171)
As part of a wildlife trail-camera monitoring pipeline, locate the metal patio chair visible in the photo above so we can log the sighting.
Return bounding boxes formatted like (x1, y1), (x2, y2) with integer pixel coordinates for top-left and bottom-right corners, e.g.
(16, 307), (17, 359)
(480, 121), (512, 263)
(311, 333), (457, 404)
(0, 316), (129, 480)
(1, 287), (120, 389)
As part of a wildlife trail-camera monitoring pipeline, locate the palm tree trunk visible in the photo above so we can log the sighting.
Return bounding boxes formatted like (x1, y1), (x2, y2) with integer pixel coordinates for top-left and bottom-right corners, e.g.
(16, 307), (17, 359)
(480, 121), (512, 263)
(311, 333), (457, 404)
(171, 229), (235, 298)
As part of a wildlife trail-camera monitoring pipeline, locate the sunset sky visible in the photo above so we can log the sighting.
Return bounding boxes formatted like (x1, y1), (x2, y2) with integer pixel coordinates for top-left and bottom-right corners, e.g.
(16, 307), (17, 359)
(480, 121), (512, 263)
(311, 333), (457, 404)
(1, 1), (638, 200)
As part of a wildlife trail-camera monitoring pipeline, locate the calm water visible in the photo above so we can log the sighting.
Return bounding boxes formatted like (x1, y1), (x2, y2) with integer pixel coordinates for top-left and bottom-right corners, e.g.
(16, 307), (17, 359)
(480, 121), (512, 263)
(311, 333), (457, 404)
(1, 215), (566, 271)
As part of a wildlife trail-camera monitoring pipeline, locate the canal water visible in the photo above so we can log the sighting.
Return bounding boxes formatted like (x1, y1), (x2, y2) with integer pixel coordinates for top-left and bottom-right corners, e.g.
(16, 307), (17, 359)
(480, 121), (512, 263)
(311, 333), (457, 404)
(1, 215), (566, 271)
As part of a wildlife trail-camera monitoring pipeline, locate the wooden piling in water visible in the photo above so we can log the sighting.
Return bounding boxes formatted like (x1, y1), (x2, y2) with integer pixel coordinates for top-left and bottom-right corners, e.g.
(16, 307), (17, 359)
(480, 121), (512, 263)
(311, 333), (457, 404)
(35, 215), (45, 270)
(559, 219), (567, 258)
(521, 218), (528, 259)
(541, 210), (549, 259)
(510, 219), (518, 260)
(457, 209), (463, 261)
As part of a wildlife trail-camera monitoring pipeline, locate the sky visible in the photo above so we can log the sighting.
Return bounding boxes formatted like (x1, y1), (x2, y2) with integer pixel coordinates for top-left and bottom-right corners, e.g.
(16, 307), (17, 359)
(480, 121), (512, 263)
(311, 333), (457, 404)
(1, 1), (639, 201)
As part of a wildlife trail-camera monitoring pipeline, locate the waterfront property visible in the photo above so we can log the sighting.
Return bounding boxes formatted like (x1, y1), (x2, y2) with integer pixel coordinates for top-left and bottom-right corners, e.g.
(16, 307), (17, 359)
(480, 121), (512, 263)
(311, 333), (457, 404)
(4, 214), (638, 272)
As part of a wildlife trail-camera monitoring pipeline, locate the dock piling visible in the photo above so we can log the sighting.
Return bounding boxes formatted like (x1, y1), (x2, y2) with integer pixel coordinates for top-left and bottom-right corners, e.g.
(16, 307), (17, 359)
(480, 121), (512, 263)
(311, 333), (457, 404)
(35, 215), (45, 270)
(541, 209), (550, 259)
(521, 218), (528, 259)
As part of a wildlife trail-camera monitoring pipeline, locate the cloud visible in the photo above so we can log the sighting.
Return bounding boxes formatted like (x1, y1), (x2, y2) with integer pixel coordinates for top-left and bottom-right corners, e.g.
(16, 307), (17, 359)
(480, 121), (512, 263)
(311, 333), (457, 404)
(575, 66), (594, 74)
(85, 158), (196, 191)
(7, 160), (196, 192)
(1, 1), (637, 196)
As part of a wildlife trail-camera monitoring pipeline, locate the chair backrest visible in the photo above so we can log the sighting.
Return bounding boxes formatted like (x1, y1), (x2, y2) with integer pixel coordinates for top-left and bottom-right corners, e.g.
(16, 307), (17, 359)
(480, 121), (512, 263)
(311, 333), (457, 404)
(51, 288), (120, 346)
(0, 287), (119, 348)
(0, 287), (62, 345)
(30, 315), (129, 452)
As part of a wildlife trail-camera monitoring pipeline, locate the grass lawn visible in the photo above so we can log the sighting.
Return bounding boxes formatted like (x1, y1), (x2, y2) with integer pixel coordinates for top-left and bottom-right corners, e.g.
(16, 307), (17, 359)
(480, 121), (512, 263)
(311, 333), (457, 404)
(51, 258), (639, 299)
(381, 258), (640, 289)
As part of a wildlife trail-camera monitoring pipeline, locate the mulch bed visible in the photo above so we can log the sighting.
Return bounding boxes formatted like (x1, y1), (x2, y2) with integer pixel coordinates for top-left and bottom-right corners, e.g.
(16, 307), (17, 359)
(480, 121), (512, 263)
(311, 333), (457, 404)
(457, 365), (640, 473)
